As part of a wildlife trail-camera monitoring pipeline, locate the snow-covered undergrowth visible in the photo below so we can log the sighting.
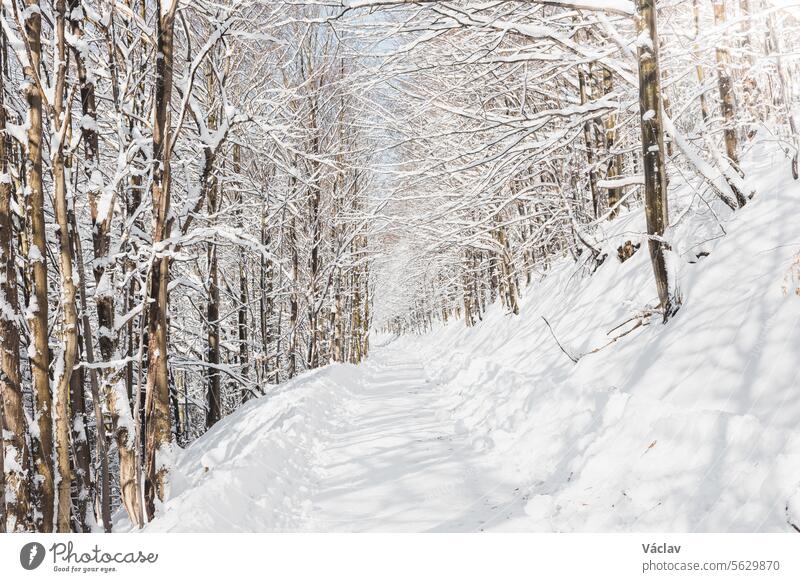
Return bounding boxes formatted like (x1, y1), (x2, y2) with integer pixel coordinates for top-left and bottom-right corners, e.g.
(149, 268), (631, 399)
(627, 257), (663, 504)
(402, 140), (800, 531)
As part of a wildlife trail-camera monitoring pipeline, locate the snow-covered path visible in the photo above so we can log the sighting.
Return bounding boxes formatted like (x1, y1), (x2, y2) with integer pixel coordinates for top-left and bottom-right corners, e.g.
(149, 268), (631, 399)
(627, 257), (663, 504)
(135, 343), (526, 533)
(300, 348), (521, 532)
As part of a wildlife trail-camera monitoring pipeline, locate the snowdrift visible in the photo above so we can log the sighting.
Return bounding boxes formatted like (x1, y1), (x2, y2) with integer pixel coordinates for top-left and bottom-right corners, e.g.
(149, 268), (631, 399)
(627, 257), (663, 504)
(402, 139), (800, 531)
(117, 365), (361, 532)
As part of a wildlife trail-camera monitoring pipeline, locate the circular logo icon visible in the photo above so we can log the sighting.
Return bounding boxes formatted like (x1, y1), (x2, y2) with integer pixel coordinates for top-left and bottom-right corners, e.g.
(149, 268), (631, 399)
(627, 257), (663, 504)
(20, 542), (46, 570)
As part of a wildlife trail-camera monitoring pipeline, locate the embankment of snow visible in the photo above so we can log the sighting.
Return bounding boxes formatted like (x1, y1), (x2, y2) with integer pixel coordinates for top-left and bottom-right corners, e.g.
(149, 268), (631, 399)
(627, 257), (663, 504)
(400, 140), (800, 531)
(116, 365), (362, 532)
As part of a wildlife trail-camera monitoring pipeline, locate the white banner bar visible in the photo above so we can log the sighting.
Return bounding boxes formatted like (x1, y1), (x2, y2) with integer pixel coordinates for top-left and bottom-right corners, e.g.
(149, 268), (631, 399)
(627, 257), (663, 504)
(1, 534), (797, 581)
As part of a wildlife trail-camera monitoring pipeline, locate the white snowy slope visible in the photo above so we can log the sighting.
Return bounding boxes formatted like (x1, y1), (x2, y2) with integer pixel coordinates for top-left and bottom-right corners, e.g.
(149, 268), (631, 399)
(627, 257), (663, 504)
(133, 141), (800, 532)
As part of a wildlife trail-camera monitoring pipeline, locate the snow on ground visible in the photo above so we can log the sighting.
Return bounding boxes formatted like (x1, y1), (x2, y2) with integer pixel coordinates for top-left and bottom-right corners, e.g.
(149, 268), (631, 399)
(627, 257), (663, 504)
(136, 140), (800, 532)
(116, 366), (360, 532)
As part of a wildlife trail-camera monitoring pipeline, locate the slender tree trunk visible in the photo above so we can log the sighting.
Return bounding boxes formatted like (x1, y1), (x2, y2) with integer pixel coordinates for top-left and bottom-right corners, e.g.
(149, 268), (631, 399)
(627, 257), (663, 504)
(65, 122), (92, 533)
(68, 209), (113, 530)
(68, 358), (92, 532)
(22, 0), (55, 532)
(350, 260), (363, 363)
(362, 262), (370, 357)
(238, 251), (250, 389)
(288, 211), (299, 378)
(260, 198), (275, 382)
(739, 0), (759, 130)
(494, 218), (520, 315)
(712, 0), (748, 208)
(144, 0), (178, 521)
(473, 250), (486, 316)
(462, 252), (475, 328)
(602, 68), (623, 215)
(0, 24), (6, 535)
(635, 0), (677, 320)
(767, 11), (800, 179)
(70, 0), (115, 363)
(332, 267), (344, 361)
(202, 65), (221, 427)
(51, 0), (78, 532)
(0, 394), (5, 532)
(205, 164), (221, 429)
(232, 145), (250, 399)
(578, 66), (599, 218)
(692, 0), (710, 123)
(0, 22), (32, 531)
(306, 172), (322, 368)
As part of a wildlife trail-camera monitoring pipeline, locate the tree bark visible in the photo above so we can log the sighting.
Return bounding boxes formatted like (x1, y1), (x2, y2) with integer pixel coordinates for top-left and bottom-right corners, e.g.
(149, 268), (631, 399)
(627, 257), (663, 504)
(0, 21), (32, 531)
(68, 358), (91, 532)
(712, 0), (748, 207)
(692, 0), (710, 123)
(233, 145), (250, 398)
(68, 209), (114, 530)
(578, 65), (599, 218)
(602, 68), (623, 216)
(22, 0), (55, 532)
(144, 0), (179, 521)
(205, 158), (221, 429)
(288, 211), (299, 378)
(260, 197), (275, 382)
(767, 11), (799, 179)
(51, 0), (78, 533)
(635, 0), (677, 320)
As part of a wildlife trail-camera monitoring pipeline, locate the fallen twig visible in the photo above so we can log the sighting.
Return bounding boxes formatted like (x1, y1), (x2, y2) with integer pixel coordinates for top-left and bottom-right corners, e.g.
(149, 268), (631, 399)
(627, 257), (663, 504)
(542, 316), (579, 363)
(585, 316), (651, 356)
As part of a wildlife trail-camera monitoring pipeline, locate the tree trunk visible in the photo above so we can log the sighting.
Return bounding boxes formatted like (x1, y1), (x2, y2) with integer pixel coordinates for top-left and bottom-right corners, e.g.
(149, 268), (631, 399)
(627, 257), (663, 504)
(362, 263), (370, 357)
(692, 0), (710, 123)
(635, 0), (677, 320)
(306, 148), (322, 368)
(68, 359), (92, 532)
(462, 252), (476, 328)
(0, 395), (5, 532)
(260, 198), (275, 382)
(578, 65), (599, 218)
(22, 0), (55, 532)
(712, 0), (748, 207)
(332, 267), (344, 361)
(287, 165), (299, 378)
(0, 22), (32, 531)
(144, 0), (178, 521)
(767, 11), (800, 179)
(205, 160), (221, 429)
(68, 209), (114, 530)
(493, 218), (520, 315)
(602, 68), (623, 215)
(233, 145), (250, 399)
(739, 0), (760, 130)
(350, 263), (363, 363)
(51, 0), (78, 532)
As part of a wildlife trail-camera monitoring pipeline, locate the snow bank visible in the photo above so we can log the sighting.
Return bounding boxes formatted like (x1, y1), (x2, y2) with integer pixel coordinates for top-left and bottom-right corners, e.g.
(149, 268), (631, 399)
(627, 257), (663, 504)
(117, 364), (361, 532)
(401, 140), (800, 531)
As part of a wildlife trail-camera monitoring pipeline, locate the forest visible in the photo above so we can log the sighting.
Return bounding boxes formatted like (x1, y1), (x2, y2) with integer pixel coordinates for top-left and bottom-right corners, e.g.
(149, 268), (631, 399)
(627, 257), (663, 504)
(1, 0), (799, 533)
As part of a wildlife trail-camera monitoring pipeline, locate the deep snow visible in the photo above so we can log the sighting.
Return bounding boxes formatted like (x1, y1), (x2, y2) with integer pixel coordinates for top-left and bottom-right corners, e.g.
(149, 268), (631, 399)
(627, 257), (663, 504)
(128, 140), (800, 532)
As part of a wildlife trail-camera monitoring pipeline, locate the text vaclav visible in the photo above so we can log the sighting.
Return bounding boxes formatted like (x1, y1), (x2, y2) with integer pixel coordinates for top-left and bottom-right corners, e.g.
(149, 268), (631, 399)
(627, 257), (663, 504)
(642, 543), (681, 554)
